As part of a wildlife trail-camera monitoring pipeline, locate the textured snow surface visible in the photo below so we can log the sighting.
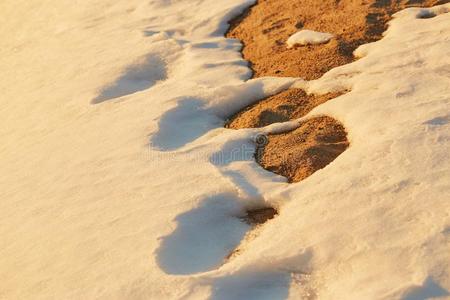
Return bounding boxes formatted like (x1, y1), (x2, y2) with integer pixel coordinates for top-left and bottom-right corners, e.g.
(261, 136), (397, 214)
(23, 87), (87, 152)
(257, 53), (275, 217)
(286, 29), (334, 47)
(1, 1), (449, 299)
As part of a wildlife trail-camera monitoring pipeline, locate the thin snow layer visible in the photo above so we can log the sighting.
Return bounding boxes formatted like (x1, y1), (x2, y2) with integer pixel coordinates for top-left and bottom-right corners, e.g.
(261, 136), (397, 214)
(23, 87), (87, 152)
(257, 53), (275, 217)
(286, 29), (333, 47)
(0, 1), (449, 299)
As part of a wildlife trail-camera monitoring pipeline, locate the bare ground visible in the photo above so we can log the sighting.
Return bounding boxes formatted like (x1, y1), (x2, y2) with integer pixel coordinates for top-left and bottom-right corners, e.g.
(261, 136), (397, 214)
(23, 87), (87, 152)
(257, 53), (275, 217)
(243, 207), (278, 224)
(257, 116), (349, 183)
(227, 0), (447, 80)
(226, 89), (345, 129)
(225, 0), (445, 183)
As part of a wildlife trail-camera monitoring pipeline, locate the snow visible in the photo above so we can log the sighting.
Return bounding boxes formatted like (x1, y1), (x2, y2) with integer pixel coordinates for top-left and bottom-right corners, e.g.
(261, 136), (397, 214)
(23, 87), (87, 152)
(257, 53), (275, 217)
(0, 1), (449, 299)
(286, 30), (333, 47)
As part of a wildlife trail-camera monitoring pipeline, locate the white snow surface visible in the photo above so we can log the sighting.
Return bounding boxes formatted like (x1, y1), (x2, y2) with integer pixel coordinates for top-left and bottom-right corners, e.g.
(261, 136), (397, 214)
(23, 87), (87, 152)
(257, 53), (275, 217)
(286, 30), (334, 47)
(1, 1), (450, 299)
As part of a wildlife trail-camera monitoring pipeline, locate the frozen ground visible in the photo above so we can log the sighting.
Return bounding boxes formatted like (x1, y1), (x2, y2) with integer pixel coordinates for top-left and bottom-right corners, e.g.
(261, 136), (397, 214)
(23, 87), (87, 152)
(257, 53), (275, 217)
(0, 1), (449, 299)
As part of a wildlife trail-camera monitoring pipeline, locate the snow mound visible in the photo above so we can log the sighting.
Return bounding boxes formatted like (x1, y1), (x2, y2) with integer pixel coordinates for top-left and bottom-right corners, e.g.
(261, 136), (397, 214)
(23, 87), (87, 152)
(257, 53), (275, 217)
(286, 29), (333, 47)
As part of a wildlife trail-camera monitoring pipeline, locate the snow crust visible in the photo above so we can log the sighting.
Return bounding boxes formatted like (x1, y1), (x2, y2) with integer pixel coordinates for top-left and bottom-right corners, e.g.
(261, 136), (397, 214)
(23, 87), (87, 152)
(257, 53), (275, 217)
(1, 0), (449, 299)
(286, 30), (333, 47)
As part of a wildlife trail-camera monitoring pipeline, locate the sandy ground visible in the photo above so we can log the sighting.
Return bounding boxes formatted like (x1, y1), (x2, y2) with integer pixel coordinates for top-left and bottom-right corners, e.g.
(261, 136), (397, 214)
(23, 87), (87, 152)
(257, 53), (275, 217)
(227, 0), (447, 79)
(258, 116), (349, 182)
(225, 0), (446, 183)
(226, 89), (344, 129)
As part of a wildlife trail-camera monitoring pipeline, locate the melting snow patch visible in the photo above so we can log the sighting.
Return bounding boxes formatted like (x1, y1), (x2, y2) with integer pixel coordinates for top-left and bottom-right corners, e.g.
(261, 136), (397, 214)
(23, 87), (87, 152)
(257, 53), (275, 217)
(286, 30), (333, 48)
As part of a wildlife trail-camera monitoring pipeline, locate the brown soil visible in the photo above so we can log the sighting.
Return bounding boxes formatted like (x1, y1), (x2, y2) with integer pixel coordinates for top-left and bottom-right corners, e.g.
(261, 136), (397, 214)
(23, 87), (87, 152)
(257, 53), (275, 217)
(225, 206), (278, 261)
(243, 207), (278, 225)
(226, 89), (344, 129)
(227, 0), (446, 80)
(224, 0), (446, 183)
(257, 116), (349, 183)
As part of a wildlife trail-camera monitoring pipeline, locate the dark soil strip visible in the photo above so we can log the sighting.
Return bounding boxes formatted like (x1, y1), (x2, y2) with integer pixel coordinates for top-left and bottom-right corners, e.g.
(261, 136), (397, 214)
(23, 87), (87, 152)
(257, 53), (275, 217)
(226, 89), (345, 129)
(242, 207), (278, 225)
(225, 207), (278, 260)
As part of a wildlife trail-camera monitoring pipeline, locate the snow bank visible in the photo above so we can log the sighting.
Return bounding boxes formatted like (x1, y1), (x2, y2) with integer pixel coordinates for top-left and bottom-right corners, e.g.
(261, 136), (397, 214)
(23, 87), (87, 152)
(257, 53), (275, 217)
(286, 29), (333, 47)
(1, 0), (449, 299)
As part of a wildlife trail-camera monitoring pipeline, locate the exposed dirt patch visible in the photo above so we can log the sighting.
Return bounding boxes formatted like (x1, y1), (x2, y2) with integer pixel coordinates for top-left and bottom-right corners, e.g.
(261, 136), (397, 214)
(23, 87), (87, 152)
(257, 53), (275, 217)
(225, 206), (279, 261)
(226, 89), (344, 129)
(242, 207), (278, 225)
(226, 0), (446, 80)
(257, 116), (349, 183)
(224, 0), (446, 183)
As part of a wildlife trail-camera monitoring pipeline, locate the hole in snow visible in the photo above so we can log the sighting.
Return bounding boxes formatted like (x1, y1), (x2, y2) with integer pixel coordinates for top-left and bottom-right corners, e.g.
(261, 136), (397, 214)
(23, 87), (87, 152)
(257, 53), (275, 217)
(225, 206), (278, 261)
(242, 207), (278, 225)
(416, 10), (437, 19)
(224, 89), (350, 184)
(257, 116), (349, 183)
